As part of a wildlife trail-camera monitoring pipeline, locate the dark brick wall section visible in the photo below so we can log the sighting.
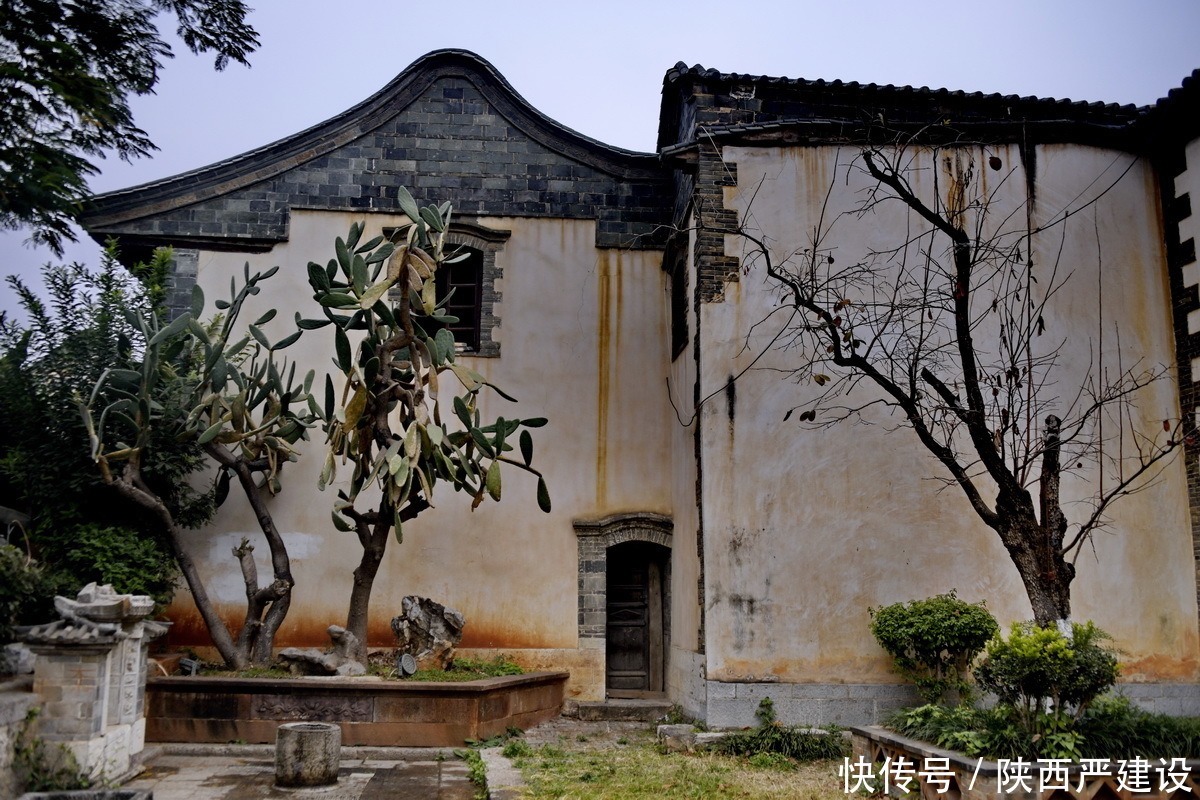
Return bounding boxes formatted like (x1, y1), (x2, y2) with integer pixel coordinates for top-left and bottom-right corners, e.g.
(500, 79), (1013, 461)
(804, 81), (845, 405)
(692, 143), (740, 302)
(166, 249), (198, 320)
(83, 53), (671, 252)
(1151, 71), (1200, 631)
(1162, 147), (1200, 626)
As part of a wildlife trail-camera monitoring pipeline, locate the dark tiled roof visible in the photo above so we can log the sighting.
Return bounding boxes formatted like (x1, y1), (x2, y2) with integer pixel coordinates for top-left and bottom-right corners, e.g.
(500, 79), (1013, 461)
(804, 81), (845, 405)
(657, 61), (1156, 152)
(664, 61), (1145, 115)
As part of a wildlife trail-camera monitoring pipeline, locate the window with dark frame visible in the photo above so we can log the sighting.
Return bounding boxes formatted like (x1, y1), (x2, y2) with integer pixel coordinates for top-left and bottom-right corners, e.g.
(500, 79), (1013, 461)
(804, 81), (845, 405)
(437, 247), (484, 352)
(383, 220), (507, 359)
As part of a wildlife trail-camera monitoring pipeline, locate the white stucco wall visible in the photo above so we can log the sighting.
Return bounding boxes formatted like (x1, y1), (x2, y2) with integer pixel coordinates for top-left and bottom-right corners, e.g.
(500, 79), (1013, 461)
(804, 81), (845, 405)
(697, 143), (1198, 685)
(166, 213), (674, 697)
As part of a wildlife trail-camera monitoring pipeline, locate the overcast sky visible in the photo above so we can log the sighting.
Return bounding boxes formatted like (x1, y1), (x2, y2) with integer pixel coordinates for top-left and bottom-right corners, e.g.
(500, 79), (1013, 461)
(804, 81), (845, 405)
(3, 0), (1198, 320)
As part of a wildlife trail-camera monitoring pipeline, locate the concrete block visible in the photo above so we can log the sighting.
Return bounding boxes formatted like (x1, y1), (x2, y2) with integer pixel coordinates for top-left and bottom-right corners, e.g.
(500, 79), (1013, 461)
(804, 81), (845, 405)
(706, 697), (757, 729)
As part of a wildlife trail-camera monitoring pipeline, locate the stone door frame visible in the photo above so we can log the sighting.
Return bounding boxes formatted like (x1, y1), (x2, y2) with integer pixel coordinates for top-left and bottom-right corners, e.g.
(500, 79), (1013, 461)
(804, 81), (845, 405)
(573, 512), (672, 696)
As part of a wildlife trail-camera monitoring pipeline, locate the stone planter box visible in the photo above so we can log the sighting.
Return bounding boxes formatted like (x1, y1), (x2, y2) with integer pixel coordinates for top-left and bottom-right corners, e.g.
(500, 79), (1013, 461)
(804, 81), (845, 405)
(145, 671), (568, 747)
(851, 725), (1200, 800)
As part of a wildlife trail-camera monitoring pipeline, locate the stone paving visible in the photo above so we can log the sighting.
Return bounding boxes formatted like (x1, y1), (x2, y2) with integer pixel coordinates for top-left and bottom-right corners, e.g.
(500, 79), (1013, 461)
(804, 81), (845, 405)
(116, 718), (655, 799)
(120, 745), (475, 800)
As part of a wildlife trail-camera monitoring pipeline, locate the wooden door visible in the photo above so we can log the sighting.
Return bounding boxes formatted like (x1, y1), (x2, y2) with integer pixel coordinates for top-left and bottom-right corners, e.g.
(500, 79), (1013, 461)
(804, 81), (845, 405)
(606, 544), (664, 697)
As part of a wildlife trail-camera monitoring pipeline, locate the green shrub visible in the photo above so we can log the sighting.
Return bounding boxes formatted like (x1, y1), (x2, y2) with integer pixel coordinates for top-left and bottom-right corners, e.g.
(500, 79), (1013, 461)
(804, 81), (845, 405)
(1076, 694), (1200, 759)
(715, 698), (849, 762)
(869, 591), (998, 703)
(887, 703), (1035, 759)
(0, 545), (60, 643)
(58, 523), (178, 606)
(888, 695), (1200, 761)
(975, 621), (1119, 730)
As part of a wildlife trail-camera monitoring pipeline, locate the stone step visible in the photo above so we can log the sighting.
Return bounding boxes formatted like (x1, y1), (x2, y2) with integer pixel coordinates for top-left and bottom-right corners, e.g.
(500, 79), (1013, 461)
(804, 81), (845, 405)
(570, 698), (674, 722)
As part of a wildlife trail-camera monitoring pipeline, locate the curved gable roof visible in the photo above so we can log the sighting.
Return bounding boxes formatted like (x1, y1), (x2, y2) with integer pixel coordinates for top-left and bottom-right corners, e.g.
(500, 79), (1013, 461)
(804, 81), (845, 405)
(81, 50), (669, 249)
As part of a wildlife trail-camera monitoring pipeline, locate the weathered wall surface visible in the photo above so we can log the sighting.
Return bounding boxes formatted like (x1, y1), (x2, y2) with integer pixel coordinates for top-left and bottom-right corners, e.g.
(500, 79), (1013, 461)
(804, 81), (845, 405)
(697, 143), (1198, 687)
(665, 220), (706, 711)
(165, 214), (673, 699)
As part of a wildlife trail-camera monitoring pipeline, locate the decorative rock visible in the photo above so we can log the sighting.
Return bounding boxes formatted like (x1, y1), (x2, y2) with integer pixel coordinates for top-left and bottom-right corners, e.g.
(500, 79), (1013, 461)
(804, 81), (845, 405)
(0, 642), (34, 675)
(275, 721), (341, 787)
(390, 596), (465, 671)
(278, 625), (366, 676)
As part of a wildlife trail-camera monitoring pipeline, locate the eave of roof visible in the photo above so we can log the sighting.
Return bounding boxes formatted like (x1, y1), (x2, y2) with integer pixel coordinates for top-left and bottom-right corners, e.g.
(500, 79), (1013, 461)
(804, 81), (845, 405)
(657, 61), (1150, 152)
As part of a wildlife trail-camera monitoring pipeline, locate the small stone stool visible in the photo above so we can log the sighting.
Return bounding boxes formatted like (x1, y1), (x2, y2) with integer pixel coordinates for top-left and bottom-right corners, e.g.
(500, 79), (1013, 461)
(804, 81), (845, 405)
(275, 721), (342, 787)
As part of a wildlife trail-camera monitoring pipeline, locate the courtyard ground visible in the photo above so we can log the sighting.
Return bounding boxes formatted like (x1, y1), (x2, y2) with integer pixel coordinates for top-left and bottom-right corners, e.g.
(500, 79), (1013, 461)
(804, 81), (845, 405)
(118, 718), (847, 799)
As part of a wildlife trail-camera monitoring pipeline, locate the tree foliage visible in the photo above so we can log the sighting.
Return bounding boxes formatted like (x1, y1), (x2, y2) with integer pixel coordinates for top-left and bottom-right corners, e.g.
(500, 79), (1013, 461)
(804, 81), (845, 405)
(0, 248), (195, 609)
(304, 188), (550, 657)
(976, 621), (1120, 725)
(0, 0), (259, 251)
(83, 261), (317, 668)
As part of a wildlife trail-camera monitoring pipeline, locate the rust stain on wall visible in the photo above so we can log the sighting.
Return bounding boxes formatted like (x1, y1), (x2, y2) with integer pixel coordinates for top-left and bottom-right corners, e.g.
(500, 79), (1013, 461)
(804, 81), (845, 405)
(596, 250), (611, 506)
(458, 625), (557, 649)
(1119, 653), (1200, 682)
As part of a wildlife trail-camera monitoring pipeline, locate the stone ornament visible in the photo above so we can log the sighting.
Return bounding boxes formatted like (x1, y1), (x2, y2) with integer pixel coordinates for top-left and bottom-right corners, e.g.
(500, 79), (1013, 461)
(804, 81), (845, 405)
(390, 595), (465, 671)
(277, 624), (367, 676)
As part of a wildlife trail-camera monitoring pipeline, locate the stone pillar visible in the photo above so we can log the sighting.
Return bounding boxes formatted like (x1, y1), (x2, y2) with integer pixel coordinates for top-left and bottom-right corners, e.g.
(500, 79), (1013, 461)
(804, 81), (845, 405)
(17, 583), (166, 782)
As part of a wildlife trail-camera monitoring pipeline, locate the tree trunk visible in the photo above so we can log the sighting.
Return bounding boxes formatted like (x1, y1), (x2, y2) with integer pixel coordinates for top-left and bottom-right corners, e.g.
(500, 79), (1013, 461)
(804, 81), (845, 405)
(211, 445), (296, 666)
(345, 529), (387, 662)
(995, 487), (1074, 625)
(107, 477), (245, 668)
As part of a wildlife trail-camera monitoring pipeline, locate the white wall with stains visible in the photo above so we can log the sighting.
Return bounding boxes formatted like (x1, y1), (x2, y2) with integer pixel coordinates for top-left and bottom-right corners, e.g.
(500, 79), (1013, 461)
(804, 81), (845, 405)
(167, 213), (674, 699)
(696, 143), (1199, 686)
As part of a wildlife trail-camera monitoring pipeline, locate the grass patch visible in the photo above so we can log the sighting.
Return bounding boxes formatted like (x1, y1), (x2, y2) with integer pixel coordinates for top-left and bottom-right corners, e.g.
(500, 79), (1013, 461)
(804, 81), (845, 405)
(513, 740), (844, 800)
(369, 653), (526, 682)
(198, 665), (292, 679)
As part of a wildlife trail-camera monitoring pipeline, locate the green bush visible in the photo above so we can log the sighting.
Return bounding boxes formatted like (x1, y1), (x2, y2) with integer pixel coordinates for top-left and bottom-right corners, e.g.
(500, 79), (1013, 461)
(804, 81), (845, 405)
(886, 703), (1027, 759)
(869, 591), (998, 703)
(0, 545), (60, 643)
(1, 250), (206, 619)
(975, 621), (1119, 725)
(714, 698), (849, 762)
(1078, 695), (1200, 759)
(888, 695), (1200, 761)
(58, 523), (178, 606)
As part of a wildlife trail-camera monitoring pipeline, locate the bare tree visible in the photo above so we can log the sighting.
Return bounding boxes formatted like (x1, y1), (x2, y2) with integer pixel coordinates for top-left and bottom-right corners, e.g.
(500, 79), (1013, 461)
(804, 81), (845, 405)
(703, 132), (1180, 625)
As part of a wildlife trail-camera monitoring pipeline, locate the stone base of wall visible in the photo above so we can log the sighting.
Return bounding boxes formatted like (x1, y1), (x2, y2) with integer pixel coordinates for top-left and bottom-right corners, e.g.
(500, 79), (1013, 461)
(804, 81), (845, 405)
(698, 682), (1200, 729)
(666, 647), (707, 721)
(1117, 683), (1200, 716)
(705, 682), (923, 729)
